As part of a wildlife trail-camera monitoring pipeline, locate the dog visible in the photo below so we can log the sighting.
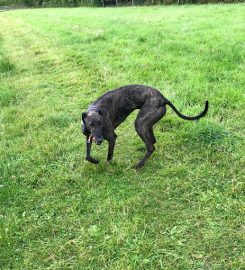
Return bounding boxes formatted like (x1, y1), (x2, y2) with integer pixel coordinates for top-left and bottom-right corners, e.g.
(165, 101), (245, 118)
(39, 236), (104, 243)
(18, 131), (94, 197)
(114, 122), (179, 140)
(82, 85), (208, 169)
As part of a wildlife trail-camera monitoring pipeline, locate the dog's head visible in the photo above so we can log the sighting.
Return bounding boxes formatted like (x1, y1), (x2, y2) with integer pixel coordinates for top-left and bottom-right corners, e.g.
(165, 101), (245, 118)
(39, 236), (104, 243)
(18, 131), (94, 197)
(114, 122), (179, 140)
(81, 109), (104, 145)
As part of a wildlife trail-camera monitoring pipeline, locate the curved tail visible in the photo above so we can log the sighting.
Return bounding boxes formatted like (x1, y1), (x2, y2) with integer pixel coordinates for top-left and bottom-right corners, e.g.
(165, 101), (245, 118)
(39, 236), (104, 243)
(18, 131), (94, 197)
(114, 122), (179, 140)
(166, 100), (209, 120)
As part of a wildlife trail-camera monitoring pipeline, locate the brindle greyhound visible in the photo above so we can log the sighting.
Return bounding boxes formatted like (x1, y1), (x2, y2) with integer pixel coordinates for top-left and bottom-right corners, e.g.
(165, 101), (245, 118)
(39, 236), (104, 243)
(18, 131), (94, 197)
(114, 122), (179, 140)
(82, 85), (208, 169)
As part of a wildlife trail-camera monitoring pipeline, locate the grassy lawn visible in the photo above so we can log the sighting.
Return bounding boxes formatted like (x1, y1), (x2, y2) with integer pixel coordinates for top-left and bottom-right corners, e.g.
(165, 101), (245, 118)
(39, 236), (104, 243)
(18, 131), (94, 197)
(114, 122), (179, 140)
(0, 4), (245, 269)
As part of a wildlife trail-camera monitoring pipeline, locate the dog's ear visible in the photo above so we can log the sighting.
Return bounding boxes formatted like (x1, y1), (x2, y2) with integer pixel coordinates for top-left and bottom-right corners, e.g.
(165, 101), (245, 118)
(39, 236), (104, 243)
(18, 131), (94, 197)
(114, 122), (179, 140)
(82, 112), (89, 135)
(82, 112), (87, 122)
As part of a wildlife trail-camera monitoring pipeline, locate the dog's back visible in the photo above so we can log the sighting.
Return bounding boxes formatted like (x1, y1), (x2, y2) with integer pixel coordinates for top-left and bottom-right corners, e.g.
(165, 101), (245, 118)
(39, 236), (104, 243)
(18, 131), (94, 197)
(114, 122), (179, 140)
(91, 85), (165, 122)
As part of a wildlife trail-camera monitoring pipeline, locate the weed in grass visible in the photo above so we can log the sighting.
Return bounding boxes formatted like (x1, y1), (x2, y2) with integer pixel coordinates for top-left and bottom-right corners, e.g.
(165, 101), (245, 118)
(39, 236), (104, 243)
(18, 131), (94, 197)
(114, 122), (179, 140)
(0, 51), (14, 74)
(0, 36), (14, 74)
(0, 54), (14, 74)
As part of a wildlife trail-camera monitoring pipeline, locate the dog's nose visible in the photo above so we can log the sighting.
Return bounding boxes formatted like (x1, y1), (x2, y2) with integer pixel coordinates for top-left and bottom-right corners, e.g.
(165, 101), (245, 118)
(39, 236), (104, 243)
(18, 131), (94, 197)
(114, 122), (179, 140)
(95, 138), (103, 145)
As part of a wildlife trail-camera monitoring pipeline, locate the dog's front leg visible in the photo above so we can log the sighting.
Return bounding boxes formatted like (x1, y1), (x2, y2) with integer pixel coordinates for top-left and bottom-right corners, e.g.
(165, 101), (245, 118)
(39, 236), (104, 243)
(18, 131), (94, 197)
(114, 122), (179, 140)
(107, 134), (117, 162)
(86, 136), (99, 164)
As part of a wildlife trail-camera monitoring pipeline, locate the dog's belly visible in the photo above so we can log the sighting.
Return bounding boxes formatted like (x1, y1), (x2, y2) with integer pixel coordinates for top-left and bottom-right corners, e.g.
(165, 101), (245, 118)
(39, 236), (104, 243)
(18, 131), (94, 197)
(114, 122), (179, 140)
(112, 106), (136, 128)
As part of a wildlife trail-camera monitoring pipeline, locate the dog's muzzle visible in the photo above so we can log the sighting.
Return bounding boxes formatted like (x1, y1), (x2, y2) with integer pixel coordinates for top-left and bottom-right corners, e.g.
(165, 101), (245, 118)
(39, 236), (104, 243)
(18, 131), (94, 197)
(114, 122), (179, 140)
(87, 135), (103, 145)
(95, 138), (103, 145)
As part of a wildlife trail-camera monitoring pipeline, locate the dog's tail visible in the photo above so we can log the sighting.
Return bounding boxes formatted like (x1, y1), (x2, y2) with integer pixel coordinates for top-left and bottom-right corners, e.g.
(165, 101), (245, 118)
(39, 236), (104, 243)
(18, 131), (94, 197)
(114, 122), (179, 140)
(166, 100), (209, 120)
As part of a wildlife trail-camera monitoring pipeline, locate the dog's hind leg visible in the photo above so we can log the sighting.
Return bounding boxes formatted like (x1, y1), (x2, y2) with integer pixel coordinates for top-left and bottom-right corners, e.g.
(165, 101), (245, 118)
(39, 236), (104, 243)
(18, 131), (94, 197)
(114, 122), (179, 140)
(137, 128), (155, 152)
(134, 105), (166, 169)
(134, 131), (155, 169)
(149, 127), (156, 144)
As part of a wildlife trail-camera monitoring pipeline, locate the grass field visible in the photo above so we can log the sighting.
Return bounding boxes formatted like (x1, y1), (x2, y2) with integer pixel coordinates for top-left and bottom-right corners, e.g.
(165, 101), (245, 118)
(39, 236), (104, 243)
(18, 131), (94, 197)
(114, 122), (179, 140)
(1, 4), (245, 269)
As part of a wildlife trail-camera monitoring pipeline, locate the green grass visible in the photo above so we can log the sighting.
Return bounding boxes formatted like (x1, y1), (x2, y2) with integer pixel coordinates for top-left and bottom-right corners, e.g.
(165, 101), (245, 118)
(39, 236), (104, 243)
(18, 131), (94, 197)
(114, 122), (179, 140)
(0, 4), (245, 269)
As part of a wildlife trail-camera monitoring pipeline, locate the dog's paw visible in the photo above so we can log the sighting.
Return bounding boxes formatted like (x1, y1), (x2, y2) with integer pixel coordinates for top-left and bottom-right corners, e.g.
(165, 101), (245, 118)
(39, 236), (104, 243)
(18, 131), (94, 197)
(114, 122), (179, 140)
(134, 162), (144, 170)
(106, 158), (113, 165)
(86, 157), (99, 164)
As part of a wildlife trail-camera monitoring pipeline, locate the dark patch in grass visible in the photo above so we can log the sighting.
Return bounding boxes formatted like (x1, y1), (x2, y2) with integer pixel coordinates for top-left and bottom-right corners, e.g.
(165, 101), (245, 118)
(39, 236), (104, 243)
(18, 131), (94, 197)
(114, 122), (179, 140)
(158, 117), (186, 132)
(0, 36), (14, 74)
(68, 34), (107, 45)
(138, 37), (147, 43)
(0, 88), (20, 107)
(36, 59), (56, 71)
(0, 51), (15, 74)
(34, 50), (43, 55)
(89, 34), (107, 42)
(184, 122), (237, 152)
(81, 35), (107, 45)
